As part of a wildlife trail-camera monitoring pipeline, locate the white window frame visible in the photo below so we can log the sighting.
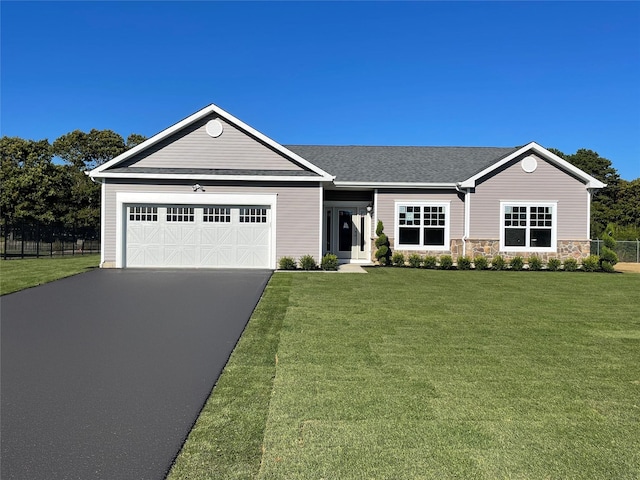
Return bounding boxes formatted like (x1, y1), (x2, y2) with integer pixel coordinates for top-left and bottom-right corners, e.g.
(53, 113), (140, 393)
(394, 201), (450, 251)
(499, 201), (557, 253)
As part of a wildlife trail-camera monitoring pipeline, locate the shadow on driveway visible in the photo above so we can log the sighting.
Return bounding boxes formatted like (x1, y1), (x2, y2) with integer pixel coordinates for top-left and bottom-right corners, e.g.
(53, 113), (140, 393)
(1, 268), (272, 480)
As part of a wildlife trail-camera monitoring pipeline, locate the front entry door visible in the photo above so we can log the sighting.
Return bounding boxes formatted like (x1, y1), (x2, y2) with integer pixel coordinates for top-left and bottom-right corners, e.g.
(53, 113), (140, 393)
(331, 206), (369, 261)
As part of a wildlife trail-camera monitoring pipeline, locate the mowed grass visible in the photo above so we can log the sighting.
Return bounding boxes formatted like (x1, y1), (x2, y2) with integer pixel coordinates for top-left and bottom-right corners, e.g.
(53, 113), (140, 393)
(169, 269), (640, 480)
(0, 254), (100, 295)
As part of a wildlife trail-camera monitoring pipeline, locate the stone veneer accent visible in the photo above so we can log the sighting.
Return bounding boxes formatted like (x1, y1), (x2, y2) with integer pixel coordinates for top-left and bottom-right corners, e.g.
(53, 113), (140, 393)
(374, 238), (590, 263)
(465, 239), (590, 262)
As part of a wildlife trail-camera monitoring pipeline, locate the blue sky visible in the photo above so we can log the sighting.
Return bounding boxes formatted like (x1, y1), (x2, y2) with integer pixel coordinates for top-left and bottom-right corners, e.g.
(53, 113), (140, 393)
(2, 1), (639, 180)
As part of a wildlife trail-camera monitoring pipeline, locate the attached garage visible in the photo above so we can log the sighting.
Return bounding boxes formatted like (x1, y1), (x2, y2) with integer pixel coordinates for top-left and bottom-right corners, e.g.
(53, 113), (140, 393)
(125, 204), (271, 268)
(114, 192), (279, 269)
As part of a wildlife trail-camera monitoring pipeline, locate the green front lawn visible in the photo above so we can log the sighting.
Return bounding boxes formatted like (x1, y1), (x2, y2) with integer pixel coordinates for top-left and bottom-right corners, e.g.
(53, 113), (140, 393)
(169, 269), (640, 479)
(0, 254), (100, 295)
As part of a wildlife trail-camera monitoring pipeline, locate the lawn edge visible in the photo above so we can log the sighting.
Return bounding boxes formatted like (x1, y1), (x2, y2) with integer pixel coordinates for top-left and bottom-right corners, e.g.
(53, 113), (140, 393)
(166, 273), (293, 480)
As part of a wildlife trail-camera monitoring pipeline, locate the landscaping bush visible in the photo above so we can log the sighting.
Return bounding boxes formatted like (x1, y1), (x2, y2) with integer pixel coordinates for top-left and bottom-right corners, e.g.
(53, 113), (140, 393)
(320, 253), (339, 271)
(582, 255), (600, 272)
(299, 255), (317, 271)
(563, 257), (578, 272)
(407, 253), (422, 268)
(491, 255), (505, 271)
(547, 258), (562, 271)
(423, 255), (437, 269)
(510, 256), (524, 271)
(473, 256), (488, 270)
(391, 251), (406, 267)
(528, 256), (543, 271)
(457, 256), (472, 270)
(374, 220), (391, 265)
(439, 255), (454, 270)
(278, 256), (297, 270)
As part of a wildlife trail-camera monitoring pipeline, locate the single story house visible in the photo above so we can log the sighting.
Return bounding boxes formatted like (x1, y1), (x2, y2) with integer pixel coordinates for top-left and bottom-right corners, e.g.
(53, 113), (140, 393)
(89, 104), (605, 269)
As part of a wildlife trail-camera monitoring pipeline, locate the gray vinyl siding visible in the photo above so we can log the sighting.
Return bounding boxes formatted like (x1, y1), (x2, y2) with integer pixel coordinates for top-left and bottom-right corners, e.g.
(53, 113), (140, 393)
(119, 114), (305, 171)
(102, 180), (321, 266)
(376, 189), (465, 242)
(470, 154), (589, 239)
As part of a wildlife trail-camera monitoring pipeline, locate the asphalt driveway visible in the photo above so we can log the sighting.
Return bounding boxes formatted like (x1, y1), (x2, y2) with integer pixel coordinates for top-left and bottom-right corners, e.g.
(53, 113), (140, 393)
(1, 268), (272, 480)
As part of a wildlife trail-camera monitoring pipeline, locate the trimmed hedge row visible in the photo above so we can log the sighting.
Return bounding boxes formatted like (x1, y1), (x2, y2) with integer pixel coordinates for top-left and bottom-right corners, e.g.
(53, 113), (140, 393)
(382, 253), (613, 272)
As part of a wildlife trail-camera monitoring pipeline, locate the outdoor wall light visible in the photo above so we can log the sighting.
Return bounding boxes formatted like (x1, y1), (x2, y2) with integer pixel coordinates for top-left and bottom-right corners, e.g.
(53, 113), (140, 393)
(366, 204), (373, 213)
(192, 184), (205, 192)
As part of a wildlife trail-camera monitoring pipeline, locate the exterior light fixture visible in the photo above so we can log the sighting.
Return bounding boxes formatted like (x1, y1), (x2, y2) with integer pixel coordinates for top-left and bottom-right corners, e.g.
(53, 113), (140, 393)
(192, 184), (204, 192)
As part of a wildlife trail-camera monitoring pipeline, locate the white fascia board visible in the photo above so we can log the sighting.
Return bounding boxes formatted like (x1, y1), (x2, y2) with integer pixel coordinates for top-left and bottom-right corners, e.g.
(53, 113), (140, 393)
(459, 142), (607, 189)
(92, 172), (331, 182)
(89, 103), (335, 181)
(333, 181), (458, 189)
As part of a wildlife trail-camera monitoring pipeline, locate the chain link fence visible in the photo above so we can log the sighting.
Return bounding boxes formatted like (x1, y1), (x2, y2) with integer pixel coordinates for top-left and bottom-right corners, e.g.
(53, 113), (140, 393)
(1, 222), (100, 259)
(591, 239), (640, 263)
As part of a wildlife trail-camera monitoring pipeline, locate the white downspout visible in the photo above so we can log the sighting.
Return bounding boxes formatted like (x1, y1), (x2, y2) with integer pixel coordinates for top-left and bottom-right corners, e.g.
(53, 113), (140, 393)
(457, 185), (471, 257)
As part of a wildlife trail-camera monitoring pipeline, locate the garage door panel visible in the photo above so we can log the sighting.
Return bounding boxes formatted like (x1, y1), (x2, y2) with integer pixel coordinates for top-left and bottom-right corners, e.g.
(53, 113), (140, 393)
(125, 205), (271, 268)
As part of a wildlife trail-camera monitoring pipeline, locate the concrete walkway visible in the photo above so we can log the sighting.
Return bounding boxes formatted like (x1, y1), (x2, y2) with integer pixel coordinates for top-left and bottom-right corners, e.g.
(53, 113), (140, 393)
(1, 268), (271, 480)
(337, 263), (369, 273)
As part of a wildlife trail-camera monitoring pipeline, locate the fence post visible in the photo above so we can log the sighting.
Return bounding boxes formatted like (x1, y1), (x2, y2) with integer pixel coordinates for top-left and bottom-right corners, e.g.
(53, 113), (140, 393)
(20, 222), (25, 259)
(3, 222), (7, 260)
(36, 223), (40, 258)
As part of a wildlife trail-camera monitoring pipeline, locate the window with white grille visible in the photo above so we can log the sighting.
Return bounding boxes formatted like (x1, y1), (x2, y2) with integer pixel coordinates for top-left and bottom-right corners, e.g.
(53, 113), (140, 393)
(203, 207), (231, 223)
(166, 207), (194, 222)
(395, 202), (449, 249)
(501, 202), (556, 251)
(239, 208), (267, 223)
(129, 206), (157, 222)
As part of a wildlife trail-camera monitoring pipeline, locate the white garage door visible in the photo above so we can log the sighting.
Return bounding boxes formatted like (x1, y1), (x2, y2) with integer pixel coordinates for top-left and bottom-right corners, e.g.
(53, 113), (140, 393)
(125, 205), (271, 268)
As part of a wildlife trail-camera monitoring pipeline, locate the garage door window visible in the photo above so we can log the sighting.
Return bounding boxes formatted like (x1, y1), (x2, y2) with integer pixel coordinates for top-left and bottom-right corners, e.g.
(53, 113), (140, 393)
(203, 207), (231, 223)
(129, 206), (157, 222)
(167, 207), (194, 222)
(240, 208), (267, 223)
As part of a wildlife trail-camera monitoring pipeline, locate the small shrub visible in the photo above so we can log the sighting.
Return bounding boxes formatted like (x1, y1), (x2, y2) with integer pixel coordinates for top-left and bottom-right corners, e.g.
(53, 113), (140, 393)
(392, 251), (406, 267)
(510, 256), (524, 271)
(439, 255), (454, 270)
(582, 255), (600, 272)
(563, 257), (578, 272)
(278, 256), (297, 270)
(299, 255), (317, 271)
(547, 258), (562, 271)
(423, 255), (437, 269)
(528, 256), (543, 271)
(408, 253), (422, 268)
(492, 255), (505, 271)
(457, 256), (472, 270)
(320, 253), (338, 271)
(473, 256), (488, 270)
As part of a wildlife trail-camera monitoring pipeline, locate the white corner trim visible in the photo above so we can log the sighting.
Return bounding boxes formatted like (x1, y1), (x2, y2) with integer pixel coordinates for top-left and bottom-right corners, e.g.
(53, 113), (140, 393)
(459, 142), (607, 189)
(100, 181), (106, 267)
(115, 192), (278, 269)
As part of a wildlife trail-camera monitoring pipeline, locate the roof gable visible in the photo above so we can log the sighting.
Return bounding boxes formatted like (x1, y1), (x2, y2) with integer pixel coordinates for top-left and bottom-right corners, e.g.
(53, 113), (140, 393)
(90, 104), (334, 181)
(459, 142), (606, 189)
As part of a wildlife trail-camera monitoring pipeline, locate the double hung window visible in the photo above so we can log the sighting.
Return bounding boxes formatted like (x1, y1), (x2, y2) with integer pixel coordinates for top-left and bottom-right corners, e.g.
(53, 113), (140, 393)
(501, 202), (556, 251)
(395, 202), (449, 249)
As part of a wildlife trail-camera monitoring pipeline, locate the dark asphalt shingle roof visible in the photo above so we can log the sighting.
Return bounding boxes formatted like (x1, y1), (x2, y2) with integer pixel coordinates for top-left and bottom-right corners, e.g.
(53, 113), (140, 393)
(285, 145), (520, 183)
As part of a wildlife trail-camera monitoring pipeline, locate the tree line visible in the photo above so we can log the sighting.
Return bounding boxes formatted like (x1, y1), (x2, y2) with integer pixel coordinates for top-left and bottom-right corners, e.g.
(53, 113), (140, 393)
(1, 130), (146, 229)
(1, 132), (638, 238)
